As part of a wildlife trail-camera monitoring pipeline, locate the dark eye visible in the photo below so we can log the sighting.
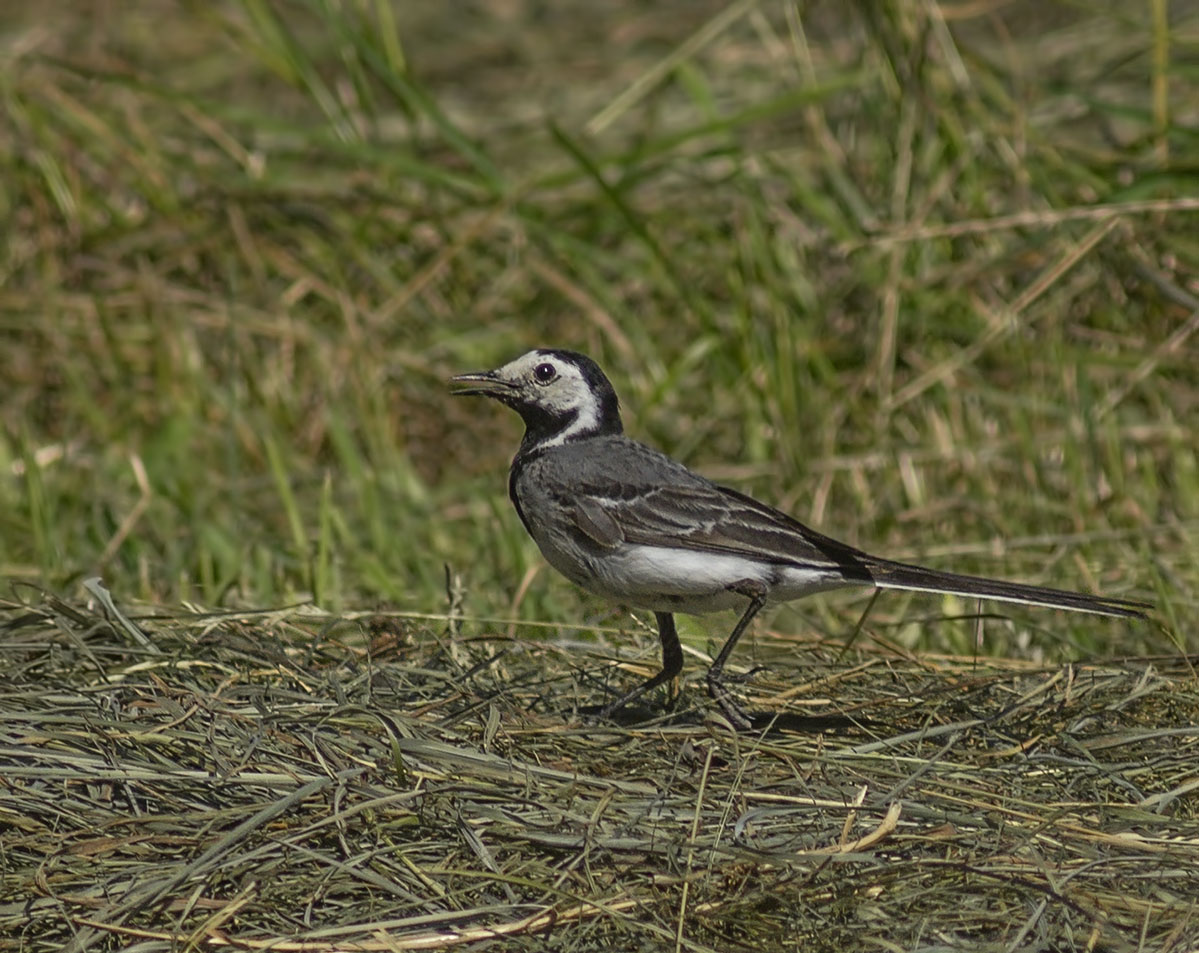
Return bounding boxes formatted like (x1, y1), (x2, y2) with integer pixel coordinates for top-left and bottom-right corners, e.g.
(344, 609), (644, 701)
(533, 362), (557, 384)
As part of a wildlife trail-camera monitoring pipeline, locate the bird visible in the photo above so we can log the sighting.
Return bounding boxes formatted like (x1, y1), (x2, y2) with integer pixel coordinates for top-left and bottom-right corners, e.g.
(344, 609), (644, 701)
(450, 348), (1150, 728)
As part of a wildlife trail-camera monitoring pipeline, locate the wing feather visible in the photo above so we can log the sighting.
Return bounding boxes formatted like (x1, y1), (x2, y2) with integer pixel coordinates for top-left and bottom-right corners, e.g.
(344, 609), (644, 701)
(520, 436), (1147, 618)
(575, 477), (873, 578)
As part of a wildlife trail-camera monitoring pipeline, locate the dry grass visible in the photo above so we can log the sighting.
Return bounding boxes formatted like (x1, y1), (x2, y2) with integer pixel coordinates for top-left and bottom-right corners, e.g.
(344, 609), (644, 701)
(3, 586), (1197, 952)
(3, 0), (1196, 638)
(2, 1), (1198, 948)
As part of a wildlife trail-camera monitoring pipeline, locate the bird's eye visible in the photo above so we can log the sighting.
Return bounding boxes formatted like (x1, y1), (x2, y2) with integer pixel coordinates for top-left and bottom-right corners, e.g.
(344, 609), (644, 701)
(533, 362), (558, 384)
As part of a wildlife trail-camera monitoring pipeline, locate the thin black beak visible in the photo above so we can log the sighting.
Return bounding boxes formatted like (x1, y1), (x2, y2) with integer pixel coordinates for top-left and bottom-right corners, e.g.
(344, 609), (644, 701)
(448, 370), (513, 398)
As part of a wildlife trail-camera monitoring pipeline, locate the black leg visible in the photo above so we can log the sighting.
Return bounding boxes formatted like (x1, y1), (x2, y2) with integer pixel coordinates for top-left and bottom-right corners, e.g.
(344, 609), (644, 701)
(599, 612), (683, 719)
(706, 580), (769, 729)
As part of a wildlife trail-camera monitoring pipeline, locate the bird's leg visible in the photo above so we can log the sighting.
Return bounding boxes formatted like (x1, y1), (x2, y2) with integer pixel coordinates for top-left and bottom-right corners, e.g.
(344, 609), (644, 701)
(599, 611), (683, 719)
(706, 579), (769, 730)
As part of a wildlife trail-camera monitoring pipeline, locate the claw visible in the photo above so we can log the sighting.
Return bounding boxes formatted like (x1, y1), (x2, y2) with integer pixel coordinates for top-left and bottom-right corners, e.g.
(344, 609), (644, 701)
(706, 673), (754, 730)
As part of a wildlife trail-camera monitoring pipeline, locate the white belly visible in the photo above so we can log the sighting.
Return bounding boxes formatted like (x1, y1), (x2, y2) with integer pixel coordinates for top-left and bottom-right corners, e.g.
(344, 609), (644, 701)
(538, 539), (848, 614)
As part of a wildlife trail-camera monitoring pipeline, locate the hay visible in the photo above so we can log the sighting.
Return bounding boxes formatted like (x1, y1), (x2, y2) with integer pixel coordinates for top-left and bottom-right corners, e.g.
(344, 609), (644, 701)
(2, 585), (1197, 952)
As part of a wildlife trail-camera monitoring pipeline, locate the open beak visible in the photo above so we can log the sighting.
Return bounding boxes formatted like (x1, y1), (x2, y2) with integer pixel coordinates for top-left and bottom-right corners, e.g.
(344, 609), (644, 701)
(448, 369), (514, 398)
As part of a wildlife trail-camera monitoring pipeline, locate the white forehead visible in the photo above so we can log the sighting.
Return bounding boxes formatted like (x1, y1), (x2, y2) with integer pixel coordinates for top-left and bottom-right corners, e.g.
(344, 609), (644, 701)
(490, 350), (614, 447)
(499, 350), (586, 382)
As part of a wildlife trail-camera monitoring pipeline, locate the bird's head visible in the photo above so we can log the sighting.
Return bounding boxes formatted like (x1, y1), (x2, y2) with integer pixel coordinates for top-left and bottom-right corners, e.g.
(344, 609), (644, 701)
(450, 349), (623, 450)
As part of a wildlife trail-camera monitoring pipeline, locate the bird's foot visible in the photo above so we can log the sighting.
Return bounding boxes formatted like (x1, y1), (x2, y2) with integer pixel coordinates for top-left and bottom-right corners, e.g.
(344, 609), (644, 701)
(721, 665), (766, 685)
(589, 688), (679, 725)
(706, 674), (754, 731)
(584, 691), (656, 723)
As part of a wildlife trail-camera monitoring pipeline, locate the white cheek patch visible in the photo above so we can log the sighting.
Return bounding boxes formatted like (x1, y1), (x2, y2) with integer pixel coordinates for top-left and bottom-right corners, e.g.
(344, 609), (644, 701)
(534, 369), (603, 448)
(538, 400), (601, 447)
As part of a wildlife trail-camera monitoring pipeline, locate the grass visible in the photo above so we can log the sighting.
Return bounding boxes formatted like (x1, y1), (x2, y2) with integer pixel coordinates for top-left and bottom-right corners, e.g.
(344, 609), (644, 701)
(1, 0), (1197, 948)
(4, 596), (1199, 952)
(2, 0), (1193, 649)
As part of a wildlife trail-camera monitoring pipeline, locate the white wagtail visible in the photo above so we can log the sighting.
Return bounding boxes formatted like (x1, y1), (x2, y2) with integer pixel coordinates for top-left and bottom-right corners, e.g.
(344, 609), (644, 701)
(451, 349), (1150, 728)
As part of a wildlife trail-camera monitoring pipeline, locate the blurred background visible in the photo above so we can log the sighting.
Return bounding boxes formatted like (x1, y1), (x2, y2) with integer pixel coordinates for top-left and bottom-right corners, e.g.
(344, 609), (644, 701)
(1, 0), (1195, 656)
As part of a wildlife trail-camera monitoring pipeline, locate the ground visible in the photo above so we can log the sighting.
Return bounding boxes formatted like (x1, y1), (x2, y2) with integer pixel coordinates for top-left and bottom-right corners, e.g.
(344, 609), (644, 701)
(1, 1), (1197, 950)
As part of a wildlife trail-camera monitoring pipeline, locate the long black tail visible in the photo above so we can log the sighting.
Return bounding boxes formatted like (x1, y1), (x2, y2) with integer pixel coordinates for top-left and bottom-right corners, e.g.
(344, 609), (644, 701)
(867, 558), (1150, 619)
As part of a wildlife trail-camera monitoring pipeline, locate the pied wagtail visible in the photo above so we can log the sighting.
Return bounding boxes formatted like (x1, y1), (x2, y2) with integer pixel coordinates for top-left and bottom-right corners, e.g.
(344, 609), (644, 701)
(451, 349), (1150, 728)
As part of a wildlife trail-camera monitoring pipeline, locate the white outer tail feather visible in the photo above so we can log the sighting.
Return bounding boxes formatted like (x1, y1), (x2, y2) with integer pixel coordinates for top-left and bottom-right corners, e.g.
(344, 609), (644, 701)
(869, 559), (1149, 619)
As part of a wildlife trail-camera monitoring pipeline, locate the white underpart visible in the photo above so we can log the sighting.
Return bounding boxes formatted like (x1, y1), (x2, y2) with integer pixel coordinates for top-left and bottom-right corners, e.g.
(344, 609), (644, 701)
(542, 542), (850, 615)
